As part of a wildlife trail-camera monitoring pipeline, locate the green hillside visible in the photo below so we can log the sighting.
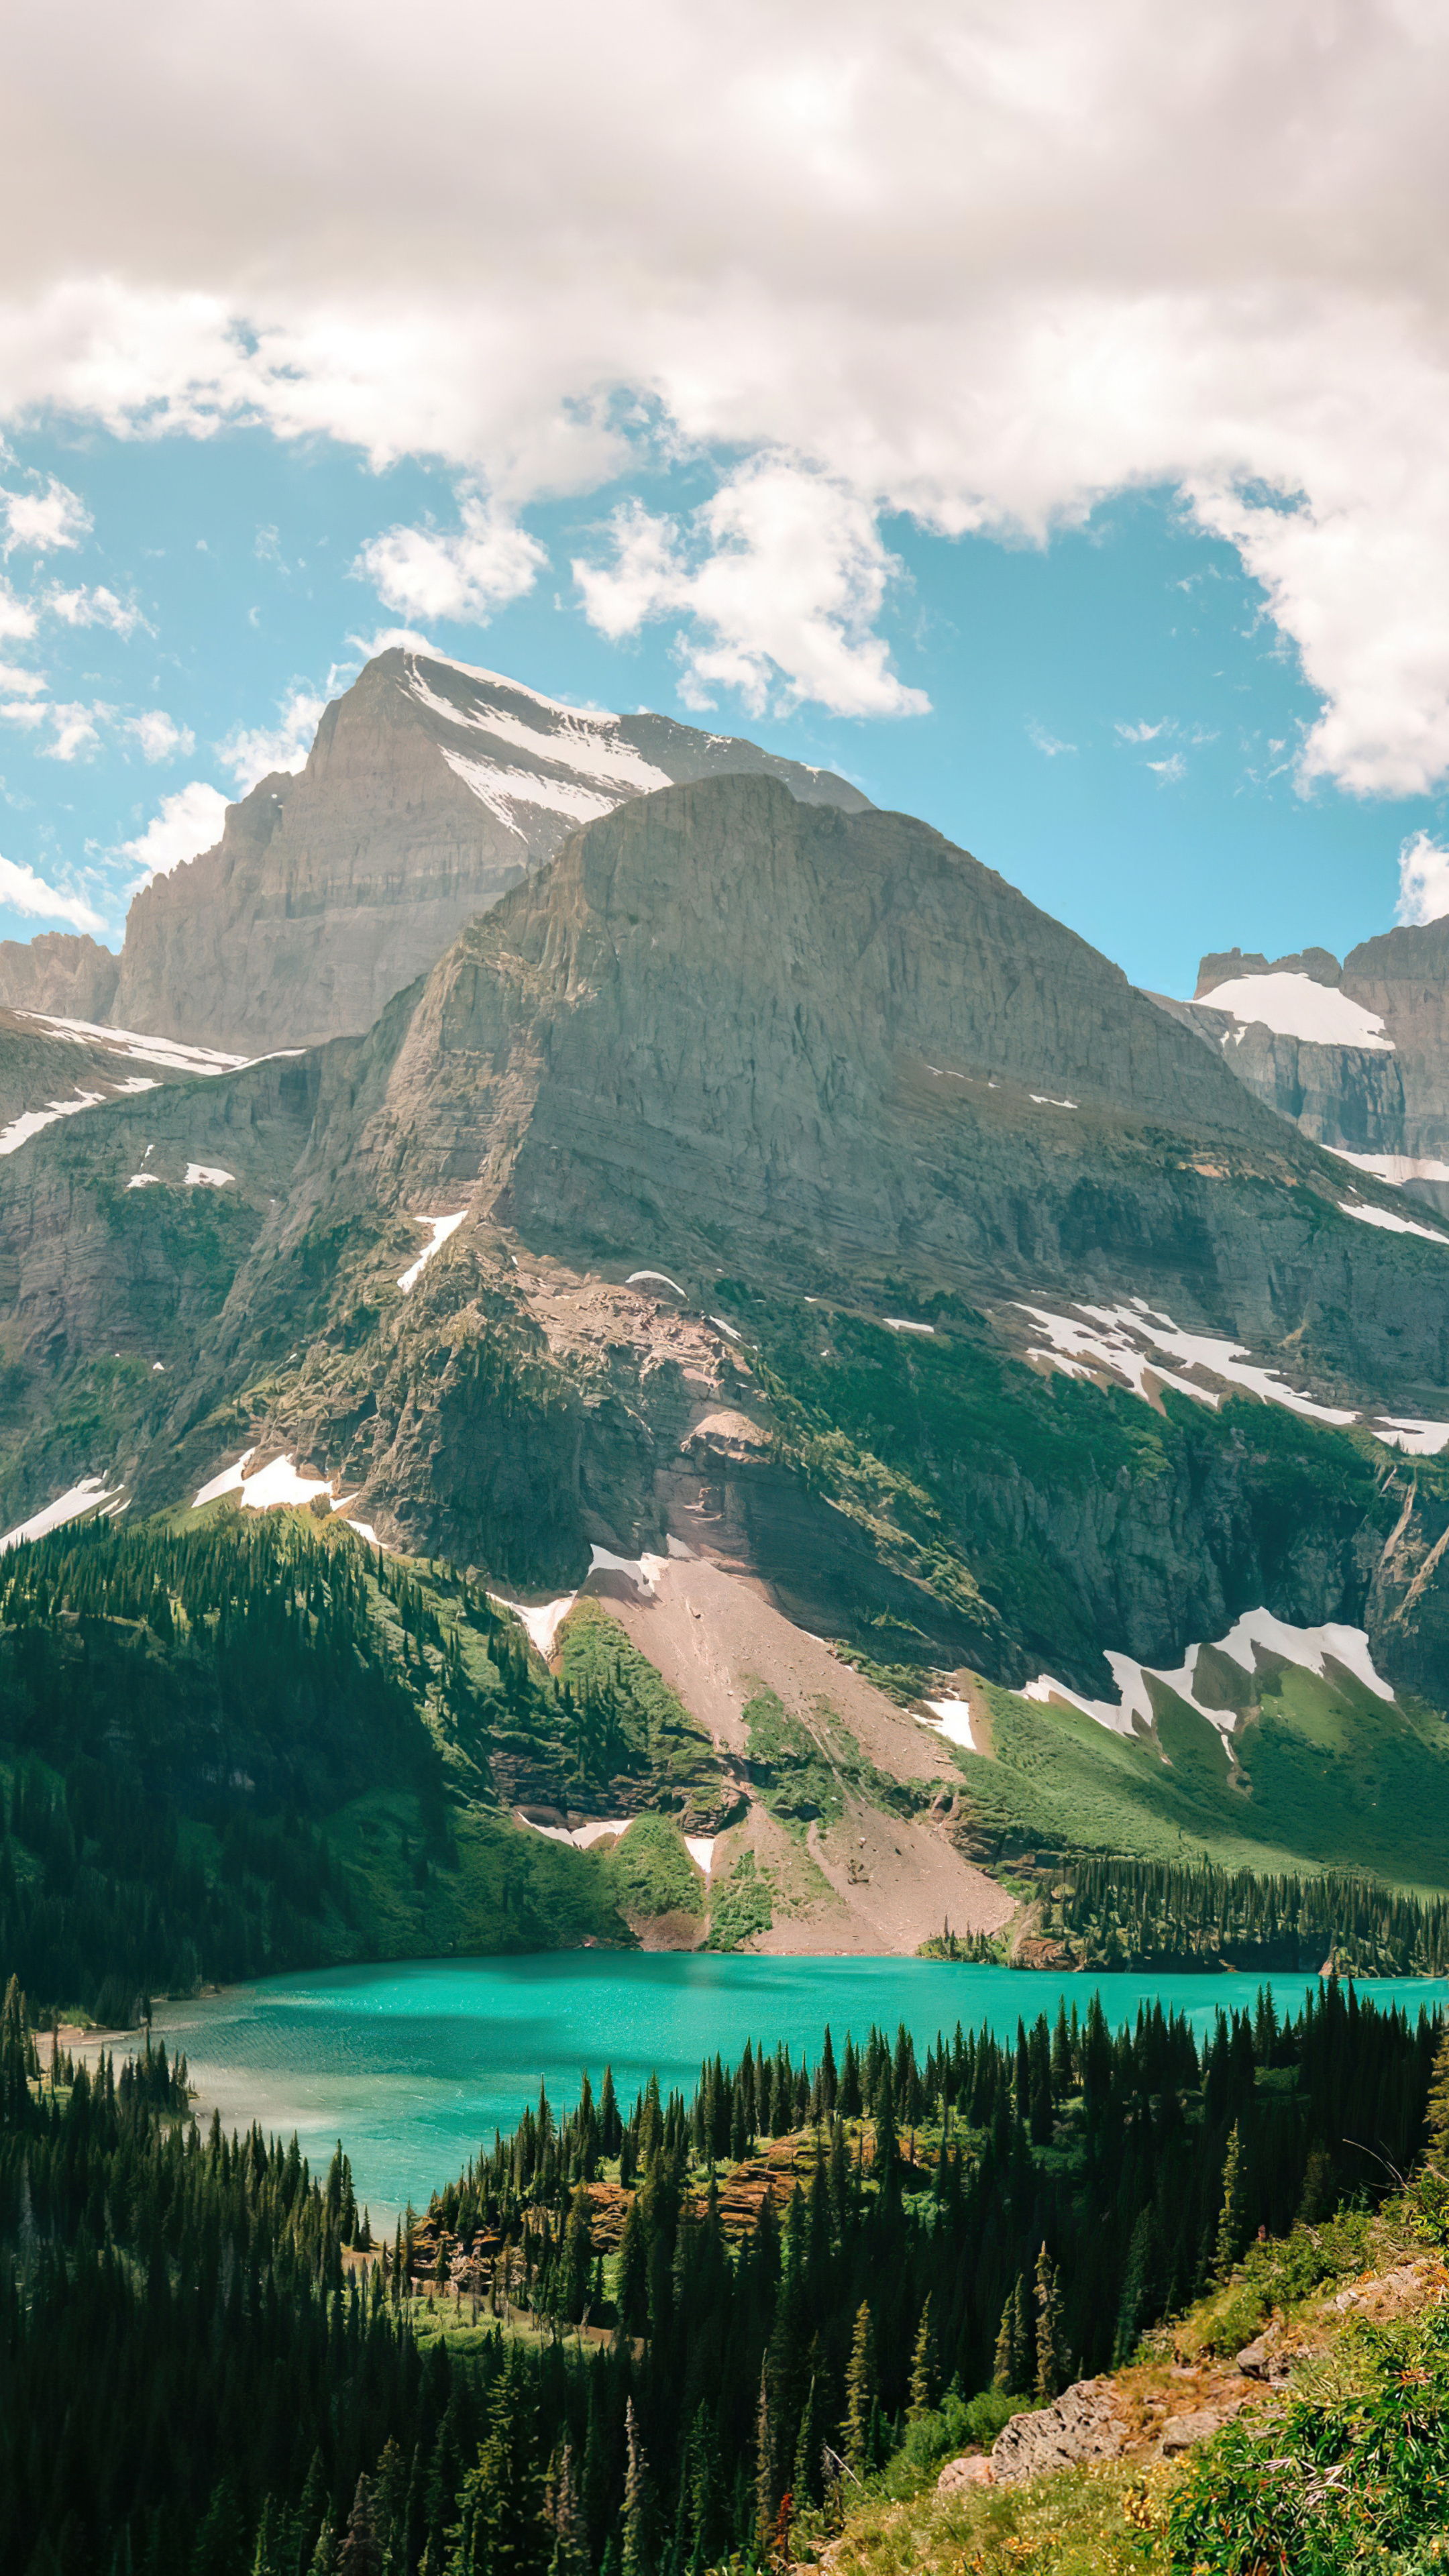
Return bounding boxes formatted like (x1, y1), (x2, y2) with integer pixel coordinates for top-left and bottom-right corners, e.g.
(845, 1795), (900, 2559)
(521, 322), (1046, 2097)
(949, 1653), (1449, 1890)
(0, 1505), (733, 2017)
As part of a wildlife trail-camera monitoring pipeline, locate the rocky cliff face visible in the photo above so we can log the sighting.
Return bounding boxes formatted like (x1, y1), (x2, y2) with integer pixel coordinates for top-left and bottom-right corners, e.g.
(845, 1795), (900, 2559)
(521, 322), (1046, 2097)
(1177, 930), (1449, 1208)
(110, 651), (868, 1055)
(7, 771), (1449, 1723)
(0, 932), (119, 1022)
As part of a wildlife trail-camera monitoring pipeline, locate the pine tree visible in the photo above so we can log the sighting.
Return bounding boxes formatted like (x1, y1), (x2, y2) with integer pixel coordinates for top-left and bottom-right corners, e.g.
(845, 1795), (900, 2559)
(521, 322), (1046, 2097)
(754, 2358), (776, 2545)
(845, 2302), (875, 2473)
(991, 2292), (1016, 2394)
(908, 2296), (934, 2419)
(1034, 2243), (1063, 2403)
(337, 2475), (383, 2576)
(621, 2398), (651, 2576)
(1214, 2121), (1248, 2279)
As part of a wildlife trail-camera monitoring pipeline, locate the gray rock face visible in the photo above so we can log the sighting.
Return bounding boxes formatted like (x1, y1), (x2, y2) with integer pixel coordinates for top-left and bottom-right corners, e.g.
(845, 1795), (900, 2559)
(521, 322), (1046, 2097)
(109, 651), (868, 1055)
(1197, 945), (1342, 995)
(1182, 920), (1449, 1205)
(1160, 2406), (1237, 2454)
(989, 2380), (1126, 2484)
(0, 932), (119, 1023)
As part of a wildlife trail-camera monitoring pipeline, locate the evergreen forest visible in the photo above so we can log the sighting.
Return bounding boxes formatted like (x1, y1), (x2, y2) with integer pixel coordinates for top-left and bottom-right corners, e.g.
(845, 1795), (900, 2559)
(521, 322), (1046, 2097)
(0, 1969), (1436, 2573)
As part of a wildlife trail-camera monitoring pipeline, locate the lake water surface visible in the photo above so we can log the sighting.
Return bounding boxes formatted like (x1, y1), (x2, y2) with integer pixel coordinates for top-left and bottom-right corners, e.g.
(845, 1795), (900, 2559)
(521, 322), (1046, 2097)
(124, 1953), (1449, 2224)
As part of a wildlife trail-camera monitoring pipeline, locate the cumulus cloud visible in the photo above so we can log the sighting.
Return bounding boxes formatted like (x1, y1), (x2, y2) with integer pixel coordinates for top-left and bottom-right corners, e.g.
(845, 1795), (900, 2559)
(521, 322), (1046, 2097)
(345, 625), (439, 661)
(45, 583), (145, 638)
(574, 460), (928, 717)
(0, 697), (46, 731)
(42, 701), (107, 761)
(0, 662), (45, 695)
(125, 708), (193, 761)
(1395, 830), (1449, 928)
(1, 474), (91, 554)
(217, 683), (325, 792)
(0, 4), (1448, 767)
(0, 580), (37, 644)
(121, 780), (229, 885)
(0, 851), (104, 933)
(355, 496), (545, 625)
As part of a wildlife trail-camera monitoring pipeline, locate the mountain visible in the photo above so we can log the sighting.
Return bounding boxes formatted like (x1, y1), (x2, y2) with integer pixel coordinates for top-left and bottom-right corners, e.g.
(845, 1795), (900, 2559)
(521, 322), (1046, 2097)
(103, 651), (869, 1054)
(0, 930), (120, 1022)
(8, 730), (1449, 1957)
(1169, 928), (1449, 1214)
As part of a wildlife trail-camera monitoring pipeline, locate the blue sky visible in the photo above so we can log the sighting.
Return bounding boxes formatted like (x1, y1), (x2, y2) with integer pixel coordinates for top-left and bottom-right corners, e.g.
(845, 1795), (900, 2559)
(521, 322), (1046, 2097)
(2, 4), (1448, 1002)
(1, 417), (1442, 998)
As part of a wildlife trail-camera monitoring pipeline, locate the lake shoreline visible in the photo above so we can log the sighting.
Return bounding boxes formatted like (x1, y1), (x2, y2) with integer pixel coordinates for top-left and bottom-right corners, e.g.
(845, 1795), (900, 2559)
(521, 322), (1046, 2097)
(52, 1951), (1449, 2230)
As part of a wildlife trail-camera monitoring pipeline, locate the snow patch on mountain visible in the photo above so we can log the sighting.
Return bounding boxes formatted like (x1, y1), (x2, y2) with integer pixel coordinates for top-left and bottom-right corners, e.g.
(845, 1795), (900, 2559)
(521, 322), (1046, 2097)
(17, 1012), (250, 1077)
(398, 1209), (468, 1293)
(1196, 971), (1393, 1051)
(490, 1592), (578, 1656)
(0, 1075), (156, 1156)
(1339, 1200), (1449, 1243)
(1021, 1299), (1358, 1424)
(1, 1475), (125, 1552)
(193, 1449), (352, 1513)
(1328, 1146), (1449, 1189)
(405, 663), (672, 795)
(919, 1696), (977, 1752)
(1023, 1607), (1394, 1745)
(440, 746), (617, 836)
(1371, 1417), (1449, 1456)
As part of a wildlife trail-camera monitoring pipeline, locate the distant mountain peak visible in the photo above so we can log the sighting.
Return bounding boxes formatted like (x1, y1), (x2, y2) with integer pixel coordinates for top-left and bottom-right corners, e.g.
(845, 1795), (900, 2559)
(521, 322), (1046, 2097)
(105, 651), (869, 1056)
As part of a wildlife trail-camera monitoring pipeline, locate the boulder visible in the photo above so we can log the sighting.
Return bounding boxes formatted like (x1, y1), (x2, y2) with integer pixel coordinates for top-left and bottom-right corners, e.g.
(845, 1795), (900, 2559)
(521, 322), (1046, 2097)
(1161, 2406), (1236, 2455)
(989, 2380), (1126, 2486)
(936, 2455), (994, 2495)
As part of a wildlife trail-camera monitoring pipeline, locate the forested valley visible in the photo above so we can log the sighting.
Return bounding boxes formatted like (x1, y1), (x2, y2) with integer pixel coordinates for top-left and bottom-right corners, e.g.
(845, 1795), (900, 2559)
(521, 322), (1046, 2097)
(0, 1968), (1437, 2573)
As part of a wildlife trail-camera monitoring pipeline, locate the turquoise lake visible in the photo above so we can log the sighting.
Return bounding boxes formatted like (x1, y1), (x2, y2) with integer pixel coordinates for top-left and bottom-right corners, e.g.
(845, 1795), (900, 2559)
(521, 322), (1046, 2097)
(124, 1953), (1449, 2225)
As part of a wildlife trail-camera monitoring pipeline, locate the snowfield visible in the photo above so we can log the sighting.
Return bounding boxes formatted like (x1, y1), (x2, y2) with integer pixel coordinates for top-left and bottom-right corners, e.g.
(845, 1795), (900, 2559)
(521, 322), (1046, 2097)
(1195, 971), (1394, 1051)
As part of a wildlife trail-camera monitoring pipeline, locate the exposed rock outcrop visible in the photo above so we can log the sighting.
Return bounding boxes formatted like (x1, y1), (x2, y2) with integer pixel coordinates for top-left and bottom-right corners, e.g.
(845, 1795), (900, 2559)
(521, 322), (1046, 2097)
(990, 2379), (1126, 2483)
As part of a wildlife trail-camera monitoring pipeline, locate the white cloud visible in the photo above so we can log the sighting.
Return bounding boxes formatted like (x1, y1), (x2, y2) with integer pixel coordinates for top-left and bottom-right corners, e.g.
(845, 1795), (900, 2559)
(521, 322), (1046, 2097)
(345, 625), (439, 661)
(574, 459), (928, 717)
(1028, 721), (1076, 757)
(1146, 753), (1187, 784)
(0, 7), (1448, 767)
(0, 580), (37, 644)
(0, 851), (104, 932)
(45, 583), (144, 639)
(1116, 720), (1165, 744)
(1, 475), (91, 554)
(0, 662), (45, 695)
(1395, 830), (1449, 928)
(0, 698), (46, 731)
(42, 702), (106, 762)
(217, 683), (325, 792)
(121, 780), (229, 885)
(125, 708), (193, 761)
(355, 495), (545, 625)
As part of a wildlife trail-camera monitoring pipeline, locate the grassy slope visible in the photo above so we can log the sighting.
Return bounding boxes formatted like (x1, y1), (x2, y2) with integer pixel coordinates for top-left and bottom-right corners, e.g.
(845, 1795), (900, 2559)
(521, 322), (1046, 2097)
(820, 2194), (1447, 2576)
(948, 1654), (1449, 1891)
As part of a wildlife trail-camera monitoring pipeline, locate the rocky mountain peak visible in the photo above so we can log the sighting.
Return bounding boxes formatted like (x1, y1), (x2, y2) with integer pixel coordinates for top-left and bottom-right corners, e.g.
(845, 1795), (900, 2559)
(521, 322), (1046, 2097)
(106, 651), (868, 1058)
(1195, 944), (1342, 996)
